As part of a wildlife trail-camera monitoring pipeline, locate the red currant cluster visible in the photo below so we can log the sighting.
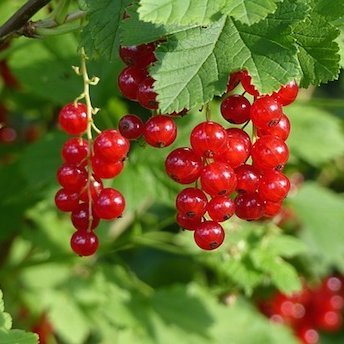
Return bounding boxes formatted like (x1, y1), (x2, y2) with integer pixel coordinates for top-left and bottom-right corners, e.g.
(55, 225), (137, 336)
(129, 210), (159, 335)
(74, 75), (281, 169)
(259, 276), (344, 344)
(118, 43), (158, 110)
(55, 102), (128, 256)
(163, 71), (298, 250)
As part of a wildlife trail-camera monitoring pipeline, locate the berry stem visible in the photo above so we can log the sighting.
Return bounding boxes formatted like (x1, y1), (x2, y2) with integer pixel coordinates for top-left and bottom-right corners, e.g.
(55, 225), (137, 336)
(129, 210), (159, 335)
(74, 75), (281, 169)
(205, 103), (211, 121)
(78, 47), (99, 232)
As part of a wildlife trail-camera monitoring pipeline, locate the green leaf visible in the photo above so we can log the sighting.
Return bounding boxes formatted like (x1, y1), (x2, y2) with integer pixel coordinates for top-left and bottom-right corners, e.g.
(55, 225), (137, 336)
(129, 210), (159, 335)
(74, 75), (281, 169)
(138, 0), (224, 26)
(138, 0), (283, 26)
(293, 10), (341, 87)
(285, 104), (344, 166)
(120, 4), (198, 46)
(80, 0), (131, 61)
(0, 290), (38, 344)
(289, 183), (344, 271)
(222, 0), (282, 25)
(314, 0), (344, 21)
(152, 11), (299, 113)
(250, 250), (301, 293)
(262, 235), (307, 258)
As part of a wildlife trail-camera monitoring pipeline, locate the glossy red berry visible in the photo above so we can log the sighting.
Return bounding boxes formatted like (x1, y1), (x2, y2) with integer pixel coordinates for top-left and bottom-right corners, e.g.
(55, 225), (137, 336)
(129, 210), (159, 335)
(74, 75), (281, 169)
(194, 221), (225, 250)
(176, 213), (202, 231)
(251, 135), (289, 171)
(296, 326), (319, 344)
(0, 127), (17, 143)
(62, 137), (89, 166)
(235, 193), (265, 220)
(58, 103), (88, 135)
(93, 188), (125, 220)
(190, 121), (228, 158)
(226, 71), (242, 92)
(259, 170), (290, 202)
(137, 77), (158, 110)
(264, 201), (282, 217)
(144, 115), (177, 147)
(200, 161), (237, 197)
(314, 310), (342, 332)
(240, 70), (259, 96)
(206, 196), (235, 222)
(165, 147), (203, 184)
(221, 95), (251, 124)
(119, 114), (144, 140)
(235, 164), (261, 193)
(54, 188), (79, 212)
(216, 128), (251, 168)
(272, 80), (299, 106)
(79, 177), (103, 203)
(250, 96), (283, 130)
(91, 155), (124, 179)
(176, 188), (207, 218)
(257, 113), (290, 141)
(56, 164), (87, 192)
(118, 66), (146, 101)
(119, 43), (156, 67)
(70, 230), (99, 256)
(71, 203), (100, 231)
(93, 129), (130, 162)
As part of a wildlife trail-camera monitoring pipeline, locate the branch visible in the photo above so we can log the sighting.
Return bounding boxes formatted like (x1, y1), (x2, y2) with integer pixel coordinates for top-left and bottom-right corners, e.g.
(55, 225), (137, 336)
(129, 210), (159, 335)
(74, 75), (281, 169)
(0, 0), (52, 42)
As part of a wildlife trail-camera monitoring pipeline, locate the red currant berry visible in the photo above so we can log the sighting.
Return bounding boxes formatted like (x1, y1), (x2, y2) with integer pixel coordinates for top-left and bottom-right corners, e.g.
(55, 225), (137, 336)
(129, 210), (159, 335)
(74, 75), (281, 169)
(58, 103), (88, 135)
(176, 188), (207, 218)
(206, 196), (235, 222)
(257, 113), (290, 141)
(324, 276), (343, 293)
(70, 230), (99, 256)
(144, 115), (177, 148)
(165, 147), (203, 184)
(264, 201), (282, 217)
(216, 128), (251, 168)
(235, 164), (261, 193)
(93, 129), (130, 162)
(314, 310), (342, 332)
(71, 203), (100, 231)
(259, 170), (290, 202)
(0, 127), (17, 143)
(235, 193), (265, 220)
(137, 77), (158, 110)
(91, 155), (124, 179)
(272, 80), (299, 106)
(119, 114), (144, 140)
(54, 188), (79, 212)
(79, 177), (103, 203)
(251, 135), (289, 171)
(118, 66), (146, 101)
(93, 188), (125, 220)
(119, 43), (156, 67)
(190, 121), (228, 158)
(221, 95), (251, 124)
(56, 164), (87, 192)
(226, 71), (242, 92)
(250, 96), (283, 129)
(296, 326), (319, 344)
(200, 161), (237, 197)
(62, 137), (89, 166)
(194, 221), (225, 250)
(241, 70), (259, 96)
(176, 213), (202, 231)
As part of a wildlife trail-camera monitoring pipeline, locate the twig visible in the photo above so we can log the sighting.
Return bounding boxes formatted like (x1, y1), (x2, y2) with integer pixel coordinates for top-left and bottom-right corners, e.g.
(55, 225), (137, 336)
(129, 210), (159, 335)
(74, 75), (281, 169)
(0, 0), (52, 43)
